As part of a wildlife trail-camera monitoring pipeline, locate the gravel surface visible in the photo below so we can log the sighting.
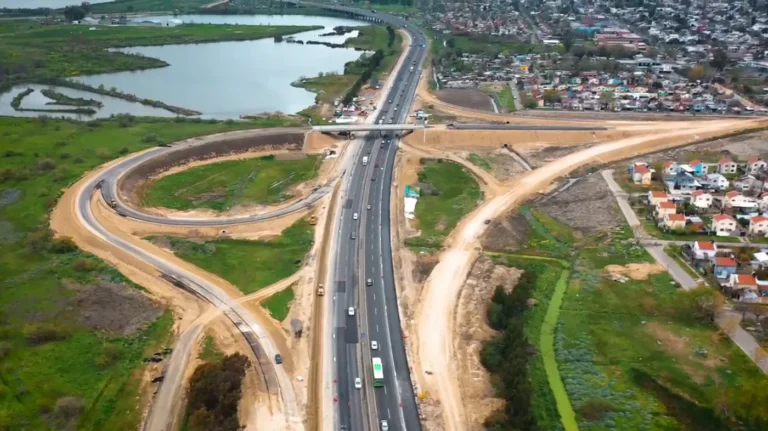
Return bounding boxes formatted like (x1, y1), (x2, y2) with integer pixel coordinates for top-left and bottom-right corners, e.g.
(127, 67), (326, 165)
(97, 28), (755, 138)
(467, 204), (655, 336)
(436, 88), (495, 112)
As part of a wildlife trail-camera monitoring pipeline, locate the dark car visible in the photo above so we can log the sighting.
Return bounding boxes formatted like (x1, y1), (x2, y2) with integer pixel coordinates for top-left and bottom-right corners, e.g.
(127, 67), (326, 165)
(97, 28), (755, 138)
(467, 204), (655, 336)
(275, 354), (283, 364)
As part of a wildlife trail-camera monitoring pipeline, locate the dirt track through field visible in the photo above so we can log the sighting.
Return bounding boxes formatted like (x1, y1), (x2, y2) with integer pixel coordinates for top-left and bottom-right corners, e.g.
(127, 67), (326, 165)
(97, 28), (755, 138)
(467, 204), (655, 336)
(410, 118), (768, 430)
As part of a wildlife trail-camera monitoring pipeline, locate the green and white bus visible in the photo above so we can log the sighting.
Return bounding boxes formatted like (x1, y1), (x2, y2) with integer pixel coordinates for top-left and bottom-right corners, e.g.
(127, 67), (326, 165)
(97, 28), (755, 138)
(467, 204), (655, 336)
(372, 357), (384, 387)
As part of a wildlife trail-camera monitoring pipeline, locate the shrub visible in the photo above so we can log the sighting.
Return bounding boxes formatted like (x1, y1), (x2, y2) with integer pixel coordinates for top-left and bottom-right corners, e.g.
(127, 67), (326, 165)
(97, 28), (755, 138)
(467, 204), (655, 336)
(0, 341), (11, 359)
(187, 353), (250, 431)
(37, 159), (56, 172)
(52, 396), (84, 426)
(72, 258), (95, 272)
(23, 323), (70, 345)
(141, 133), (158, 143)
(96, 343), (122, 368)
(50, 237), (78, 254)
(25, 228), (53, 252)
(577, 398), (617, 421)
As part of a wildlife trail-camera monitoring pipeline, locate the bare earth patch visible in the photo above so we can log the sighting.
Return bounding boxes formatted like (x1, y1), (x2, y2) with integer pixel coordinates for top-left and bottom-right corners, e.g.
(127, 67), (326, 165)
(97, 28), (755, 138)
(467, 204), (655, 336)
(605, 263), (665, 280)
(67, 280), (164, 336)
(481, 211), (530, 252)
(436, 88), (494, 112)
(455, 256), (519, 429)
(536, 172), (622, 236)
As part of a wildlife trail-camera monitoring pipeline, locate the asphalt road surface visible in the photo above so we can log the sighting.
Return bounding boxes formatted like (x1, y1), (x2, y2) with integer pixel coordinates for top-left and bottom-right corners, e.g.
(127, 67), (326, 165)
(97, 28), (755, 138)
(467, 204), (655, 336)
(329, 13), (427, 431)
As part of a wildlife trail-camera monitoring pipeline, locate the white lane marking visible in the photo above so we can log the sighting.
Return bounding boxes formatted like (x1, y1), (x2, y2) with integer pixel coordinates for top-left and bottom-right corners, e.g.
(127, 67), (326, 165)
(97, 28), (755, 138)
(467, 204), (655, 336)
(374, 308), (377, 315)
(376, 324), (379, 332)
(388, 408), (391, 419)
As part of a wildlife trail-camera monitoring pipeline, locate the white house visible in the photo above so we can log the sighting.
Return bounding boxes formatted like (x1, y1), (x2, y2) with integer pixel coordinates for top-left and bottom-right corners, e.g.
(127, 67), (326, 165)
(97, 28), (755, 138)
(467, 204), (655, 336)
(718, 158), (738, 174)
(712, 214), (738, 234)
(750, 215), (768, 236)
(748, 157), (768, 174)
(703, 173), (729, 190)
(648, 190), (670, 205)
(690, 190), (712, 209)
(759, 193), (768, 211)
(663, 213), (686, 230)
(693, 240), (717, 260)
(734, 175), (759, 192)
(655, 201), (677, 219)
(663, 161), (679, 175)
(726, 192), (759, 210)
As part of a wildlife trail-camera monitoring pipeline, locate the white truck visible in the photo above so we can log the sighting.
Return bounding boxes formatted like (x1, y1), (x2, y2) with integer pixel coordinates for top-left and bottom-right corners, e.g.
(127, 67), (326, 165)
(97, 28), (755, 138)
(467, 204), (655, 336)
(362, 156), (369, 166)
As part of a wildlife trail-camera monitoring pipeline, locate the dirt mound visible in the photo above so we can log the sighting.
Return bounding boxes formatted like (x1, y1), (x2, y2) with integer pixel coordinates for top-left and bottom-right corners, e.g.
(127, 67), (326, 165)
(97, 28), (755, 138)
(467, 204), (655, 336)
(436, 88), (494, 112)
(537, 173), (622, 236)
(454, 256), (519, 429)
(481, 211), (530, 252)
(69, 281), (164, 336)
(605, 263), (665, 280)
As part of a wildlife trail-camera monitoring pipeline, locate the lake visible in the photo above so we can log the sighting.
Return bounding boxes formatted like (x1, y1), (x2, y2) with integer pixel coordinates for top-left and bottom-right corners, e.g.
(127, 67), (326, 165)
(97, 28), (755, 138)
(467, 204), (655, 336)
(0, 0), (110, 8)
(0, 15), (367, 119)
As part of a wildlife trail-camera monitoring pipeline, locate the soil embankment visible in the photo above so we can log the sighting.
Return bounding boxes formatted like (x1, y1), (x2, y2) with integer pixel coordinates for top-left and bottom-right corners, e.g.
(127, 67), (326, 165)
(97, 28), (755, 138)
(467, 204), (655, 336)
(120, 129), (307, 208)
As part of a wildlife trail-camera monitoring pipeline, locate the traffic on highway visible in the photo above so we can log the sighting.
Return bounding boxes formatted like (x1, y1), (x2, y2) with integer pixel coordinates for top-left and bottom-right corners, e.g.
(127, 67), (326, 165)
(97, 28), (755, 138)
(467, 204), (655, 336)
(327, 9), (427, 431)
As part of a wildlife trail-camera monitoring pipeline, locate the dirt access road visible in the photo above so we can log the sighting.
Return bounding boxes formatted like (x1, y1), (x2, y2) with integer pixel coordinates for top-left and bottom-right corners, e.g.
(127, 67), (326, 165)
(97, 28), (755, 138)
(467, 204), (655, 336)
(410, 117), (768, 430)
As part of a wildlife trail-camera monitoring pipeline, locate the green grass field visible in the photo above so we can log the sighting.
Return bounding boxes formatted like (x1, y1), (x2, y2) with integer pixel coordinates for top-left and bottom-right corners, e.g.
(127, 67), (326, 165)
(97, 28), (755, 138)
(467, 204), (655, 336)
(468, 153), (492, 171)
(142, 154), (321, 212)
(0, 116), (269, 429)
(292, 74), (358, 104)
(497, 85), (517, 112)
(490, 210), (768, 430)
(0, 21), (321, 88)
(261, 284), (296, 322)
(154, 220), (313, 294)
(198, 334), (224, 362)
(405, 159), (482, 249)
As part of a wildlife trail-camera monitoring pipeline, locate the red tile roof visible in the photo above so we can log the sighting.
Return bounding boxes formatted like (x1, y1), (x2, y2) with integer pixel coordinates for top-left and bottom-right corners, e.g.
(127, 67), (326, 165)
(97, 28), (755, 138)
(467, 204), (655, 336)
(664, 161), (675, 168)
(714, 214), (735, 222)
(658, 201), (676, 209)
(736, 274), (758, 286)
(667, 214), (685, 222)
(748, 157), (761, 164)
(696, 241), (715, 251)
(690, 159), (702, 166)
(715, 257), (736, 267)
(726, 191), (740, 198)
(752, 215), (768, 224)
(691, 190), (704, 197)
(719, 158), (733, 164)
(650, 191), (668, 198)
(634, 165), (650, 174)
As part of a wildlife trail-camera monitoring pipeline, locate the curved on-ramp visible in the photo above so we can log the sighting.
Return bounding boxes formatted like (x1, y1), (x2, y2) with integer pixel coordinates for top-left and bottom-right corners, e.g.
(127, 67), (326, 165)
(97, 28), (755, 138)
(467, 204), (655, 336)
(100, 127), (334, 227)
(73, 129), (311, 430)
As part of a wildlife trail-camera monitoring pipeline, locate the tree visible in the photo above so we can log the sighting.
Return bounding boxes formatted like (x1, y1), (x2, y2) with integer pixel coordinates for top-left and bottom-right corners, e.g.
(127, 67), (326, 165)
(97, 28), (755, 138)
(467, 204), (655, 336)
(542, 89), (561, 105)
(63, 5), (86, 21)
(711, 48), (729, 71)
(599, 91), (614, 106)
(562, 31), (575, 53)
(688, 65), (705, 81)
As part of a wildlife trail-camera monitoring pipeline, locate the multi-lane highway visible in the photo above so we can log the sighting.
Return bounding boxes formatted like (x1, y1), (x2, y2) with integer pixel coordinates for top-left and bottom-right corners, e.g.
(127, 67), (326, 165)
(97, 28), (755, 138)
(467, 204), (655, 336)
(328, 12), (427, 431)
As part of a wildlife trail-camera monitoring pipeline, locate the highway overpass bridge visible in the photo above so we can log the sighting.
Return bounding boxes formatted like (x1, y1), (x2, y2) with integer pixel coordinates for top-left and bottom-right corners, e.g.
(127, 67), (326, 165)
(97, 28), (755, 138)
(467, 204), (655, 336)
(312, 124), (426, 133)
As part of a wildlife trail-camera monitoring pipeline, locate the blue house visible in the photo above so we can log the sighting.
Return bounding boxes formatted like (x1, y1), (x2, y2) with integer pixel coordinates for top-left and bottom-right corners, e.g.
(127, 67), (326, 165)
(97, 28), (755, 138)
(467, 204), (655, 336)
(714, 257), (737, 279)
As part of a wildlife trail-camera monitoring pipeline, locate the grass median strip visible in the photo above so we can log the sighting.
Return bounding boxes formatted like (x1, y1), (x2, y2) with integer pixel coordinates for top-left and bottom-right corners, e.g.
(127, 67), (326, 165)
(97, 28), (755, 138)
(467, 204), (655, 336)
(540, 269), (578, 431)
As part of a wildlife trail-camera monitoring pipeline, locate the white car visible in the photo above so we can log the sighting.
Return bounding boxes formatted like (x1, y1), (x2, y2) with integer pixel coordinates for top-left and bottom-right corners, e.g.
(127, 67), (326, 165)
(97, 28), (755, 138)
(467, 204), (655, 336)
(348, 307), (355, 316)
(381, 420), (389, 430)
(354, 377), (362, 389)
(367, 204), (372, 210)
(353, 212), (358, 220)
(371, 340), (378, 350)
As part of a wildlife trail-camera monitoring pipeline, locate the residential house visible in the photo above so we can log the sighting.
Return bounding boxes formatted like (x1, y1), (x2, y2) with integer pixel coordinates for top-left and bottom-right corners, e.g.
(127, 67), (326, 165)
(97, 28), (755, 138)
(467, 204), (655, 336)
(718, 158), (738, 174)
(665, 172), (699, 193)
(693, 240), (717, 260)
(689, 160), (708, 175)
(727, 273), (760, 300)
(632, 164), (653, 185)
(750, 215), (768, 236)
(702, 173), (729, 191)
(648, 190), (669, 205)
(655, 201), (677, 219)
(725, 191), (758, 210)
(752, 252), (768, 270)
(714, 256), (738, 279)
(759, 193), (768, 211)
(747, 157), (768, 174)
(712, 214), (738, 235)
(734, 175), (759, 192)
(690, 190), (712, 209)
(663, 161), (679, 175)
(663, 213), (686, 230)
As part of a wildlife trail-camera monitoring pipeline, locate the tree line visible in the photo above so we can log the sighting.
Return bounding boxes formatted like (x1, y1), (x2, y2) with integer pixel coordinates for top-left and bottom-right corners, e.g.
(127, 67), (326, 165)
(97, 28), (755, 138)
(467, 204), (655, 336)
(481, 270), (539, 430)
(342, 49), (385, 105)
(186, 353), (250, 431)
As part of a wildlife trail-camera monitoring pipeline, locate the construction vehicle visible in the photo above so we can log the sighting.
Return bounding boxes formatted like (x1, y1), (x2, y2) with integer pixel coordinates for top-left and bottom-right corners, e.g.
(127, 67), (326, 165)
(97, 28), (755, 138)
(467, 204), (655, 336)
(308, 214), (317, 225)
(317, 283), (325, 296)
(108, 199), (118, 209)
